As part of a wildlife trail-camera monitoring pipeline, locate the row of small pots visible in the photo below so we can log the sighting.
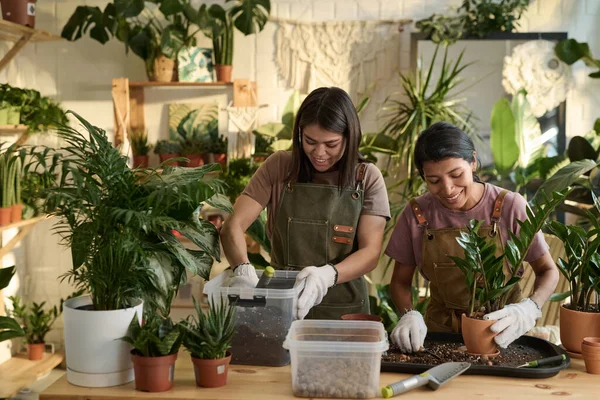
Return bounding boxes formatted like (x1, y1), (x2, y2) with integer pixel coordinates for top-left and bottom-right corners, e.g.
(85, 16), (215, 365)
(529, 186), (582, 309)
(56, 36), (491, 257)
(0, 203), (23, 226)
(132, 351), (232, 392)
(150, 54), (232, 83)
(581, 337), (600, 374)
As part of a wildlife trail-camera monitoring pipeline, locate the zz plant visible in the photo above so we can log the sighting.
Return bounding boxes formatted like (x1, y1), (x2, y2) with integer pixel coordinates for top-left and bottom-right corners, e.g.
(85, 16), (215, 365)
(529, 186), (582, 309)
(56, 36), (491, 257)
(122, 313), (183, 357)
(449, 189), (568, 316)
(7, 296), (60, 345)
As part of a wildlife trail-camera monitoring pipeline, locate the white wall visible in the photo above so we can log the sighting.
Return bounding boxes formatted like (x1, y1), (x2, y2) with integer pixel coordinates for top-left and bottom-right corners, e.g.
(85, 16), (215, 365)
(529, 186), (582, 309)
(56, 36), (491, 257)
(1, 0), (600, 348)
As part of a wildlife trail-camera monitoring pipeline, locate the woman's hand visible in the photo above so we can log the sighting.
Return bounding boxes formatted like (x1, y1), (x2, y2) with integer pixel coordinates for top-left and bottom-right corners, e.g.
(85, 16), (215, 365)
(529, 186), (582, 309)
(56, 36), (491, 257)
(294, 264), (337, 319)
(228, 263), (259, 288)
(391, 310), (427, 353)
(484, 298), (542, 348)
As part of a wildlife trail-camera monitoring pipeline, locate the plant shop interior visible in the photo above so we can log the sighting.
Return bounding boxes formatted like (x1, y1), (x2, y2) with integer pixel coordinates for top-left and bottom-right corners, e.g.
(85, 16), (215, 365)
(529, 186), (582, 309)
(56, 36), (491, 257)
(1, 0), (600, 399)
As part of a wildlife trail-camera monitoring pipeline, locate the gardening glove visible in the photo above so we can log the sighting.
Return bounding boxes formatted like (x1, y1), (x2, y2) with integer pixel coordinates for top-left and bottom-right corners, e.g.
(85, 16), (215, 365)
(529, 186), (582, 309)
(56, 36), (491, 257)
(294, 264), (337, 320)
(484, 298), (542, 348)
(391, 310), (427, 353)
(228, 262), (259, 288)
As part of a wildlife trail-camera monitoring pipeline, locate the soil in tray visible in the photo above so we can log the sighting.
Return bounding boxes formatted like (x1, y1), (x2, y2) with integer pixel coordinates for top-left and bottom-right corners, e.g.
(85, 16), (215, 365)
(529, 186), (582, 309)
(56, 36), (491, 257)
(383, 339), (545, 367)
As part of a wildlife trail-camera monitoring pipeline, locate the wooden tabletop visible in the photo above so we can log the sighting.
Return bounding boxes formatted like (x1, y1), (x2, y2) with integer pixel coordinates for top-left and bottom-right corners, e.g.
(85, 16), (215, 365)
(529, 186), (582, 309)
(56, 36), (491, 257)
(40, 356), (596, 400)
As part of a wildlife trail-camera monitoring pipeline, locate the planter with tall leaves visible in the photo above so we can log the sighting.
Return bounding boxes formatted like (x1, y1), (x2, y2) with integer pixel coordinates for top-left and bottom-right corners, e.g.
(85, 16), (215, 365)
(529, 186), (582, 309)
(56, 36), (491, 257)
(61, 1), (212, 82)
(130, 129), (152, 168)
(181, 296), (236, 388)
(0, 146), (24, 225)
(39, 111), (231, 387)
(449, 190), (567, 354)
(205, 0), (271, 82)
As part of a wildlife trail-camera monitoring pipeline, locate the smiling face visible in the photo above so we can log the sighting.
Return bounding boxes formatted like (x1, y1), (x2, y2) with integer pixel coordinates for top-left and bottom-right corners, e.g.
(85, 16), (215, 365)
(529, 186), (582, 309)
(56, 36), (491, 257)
(422, 156), (483, 211)
(301, 123), (346, 172)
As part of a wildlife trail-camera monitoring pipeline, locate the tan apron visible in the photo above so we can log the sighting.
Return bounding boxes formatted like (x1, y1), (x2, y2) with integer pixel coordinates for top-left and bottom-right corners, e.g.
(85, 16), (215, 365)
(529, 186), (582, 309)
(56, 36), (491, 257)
(410, 190), (522, 333)
(269, 164), (370, 319)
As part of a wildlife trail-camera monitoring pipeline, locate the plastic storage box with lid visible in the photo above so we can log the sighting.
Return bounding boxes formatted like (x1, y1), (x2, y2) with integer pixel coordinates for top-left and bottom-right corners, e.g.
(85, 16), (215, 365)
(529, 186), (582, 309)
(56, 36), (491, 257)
(203, 269), (303, 366)
(283, 320), (389, 399)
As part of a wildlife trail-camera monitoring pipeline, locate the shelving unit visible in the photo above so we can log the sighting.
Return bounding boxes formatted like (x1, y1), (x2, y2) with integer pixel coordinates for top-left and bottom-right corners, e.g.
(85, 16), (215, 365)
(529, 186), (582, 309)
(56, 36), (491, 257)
(0, 351), (65, 398)
(128, 81), (233, 88)
(0, 215), (48, 260)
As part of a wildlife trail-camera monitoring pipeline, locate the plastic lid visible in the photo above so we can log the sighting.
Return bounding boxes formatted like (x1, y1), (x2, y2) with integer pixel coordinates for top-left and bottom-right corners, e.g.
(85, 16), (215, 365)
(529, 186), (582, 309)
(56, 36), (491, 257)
(381, 386), (393, 398)
(264, 266), (275, 277)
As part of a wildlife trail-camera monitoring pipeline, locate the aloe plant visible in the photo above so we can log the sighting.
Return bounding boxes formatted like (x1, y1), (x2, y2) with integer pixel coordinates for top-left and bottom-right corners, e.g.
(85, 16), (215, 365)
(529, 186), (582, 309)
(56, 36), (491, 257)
(0, 149), (22, 208)
(130, 129), (152, 157)
(449, 189), (568, 315)
(181, 296), (236, 360)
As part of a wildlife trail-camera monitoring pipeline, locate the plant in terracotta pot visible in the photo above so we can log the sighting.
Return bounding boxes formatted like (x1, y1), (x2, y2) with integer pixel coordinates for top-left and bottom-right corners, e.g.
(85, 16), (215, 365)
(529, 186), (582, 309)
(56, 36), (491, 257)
(0, 266), (25, 343)
(180, 137), (206, 168)
(121, 314), (183, 392)
(449, 190), (567, 355)
(0, 0), (36, 28)
(35, 111), (232, 387)
(0, 145), (24, 225)
(202, 129), (228, 170)
(154, 140), (182, 166)
(7, 295), (60, 360)
(205, 0), (271, 82)
(545, 193), (600, 356)
(181, 296), (236, 388)
(61, 1), (212, 82)
(130, 129), (152, 168)
(174, 108), (214, 167)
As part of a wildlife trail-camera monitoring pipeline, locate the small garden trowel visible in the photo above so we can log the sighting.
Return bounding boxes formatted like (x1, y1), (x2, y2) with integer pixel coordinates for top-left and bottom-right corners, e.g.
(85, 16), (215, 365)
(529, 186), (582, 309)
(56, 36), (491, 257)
(381, 362), (471, 398)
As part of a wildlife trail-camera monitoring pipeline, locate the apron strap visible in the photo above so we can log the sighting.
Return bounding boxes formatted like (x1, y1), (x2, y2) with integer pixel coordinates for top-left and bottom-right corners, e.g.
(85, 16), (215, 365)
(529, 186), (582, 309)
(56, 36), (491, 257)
(409, 198), (428, 226)
(355, 163), (367, 190)
(490, 190), (509, 237)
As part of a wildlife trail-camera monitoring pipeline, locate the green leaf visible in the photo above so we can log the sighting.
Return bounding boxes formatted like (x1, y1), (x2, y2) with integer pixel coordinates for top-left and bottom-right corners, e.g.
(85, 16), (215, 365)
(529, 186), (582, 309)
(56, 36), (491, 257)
(360, 133), (399, 154)
(205, 193), (233, 214)
(270, 139), (293, 151)
(248, 252), (270, 268)
(115, 0), (144, 18)
(160, 25), (186, 59)
(0, 316), (25, 342)
(0, 266), (15, 291)
(282, 91), (304, 131)
(534, 159), (597, 201)
(550, 291), (571, 302)
(230, 0), (271, 36)
(555, 39), (592, 65)
(159, 0), (184, 16)
(254, 123), (290, 139)
(490, 97), (518, 175)
(568, 136), (597, 162)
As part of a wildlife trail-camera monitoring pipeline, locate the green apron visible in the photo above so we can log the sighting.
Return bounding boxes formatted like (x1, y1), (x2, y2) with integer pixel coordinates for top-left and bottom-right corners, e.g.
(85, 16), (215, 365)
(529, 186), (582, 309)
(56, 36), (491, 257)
(269, 164), (370, 319)
(410, 190), (522, 333)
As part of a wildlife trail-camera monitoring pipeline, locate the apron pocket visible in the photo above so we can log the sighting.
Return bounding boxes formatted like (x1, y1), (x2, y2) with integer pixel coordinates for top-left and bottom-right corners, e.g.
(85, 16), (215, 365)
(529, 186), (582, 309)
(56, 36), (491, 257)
(287, 218), (328, 267)
(432, 262), (470, 310)
(308, 279), (369, 320)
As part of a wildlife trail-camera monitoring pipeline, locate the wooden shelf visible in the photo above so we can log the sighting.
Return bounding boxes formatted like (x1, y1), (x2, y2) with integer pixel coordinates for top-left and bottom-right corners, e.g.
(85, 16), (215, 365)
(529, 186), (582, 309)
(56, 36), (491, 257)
(0, 214), (47, 233)
(0, 20), (62, 43)
(128, 81), (233, 88)
(0, 215), (48, 259)
(0, 351), (64, 398)
(0, 124), (28, 135)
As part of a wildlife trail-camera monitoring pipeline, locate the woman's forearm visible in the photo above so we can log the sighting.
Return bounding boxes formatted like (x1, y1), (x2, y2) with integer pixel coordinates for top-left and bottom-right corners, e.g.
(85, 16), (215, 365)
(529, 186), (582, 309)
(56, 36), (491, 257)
(390, 278), (413, 312)
(529, 253), (560, 307)
(220, 221), (250, 267)
(334, 247), (380, 283)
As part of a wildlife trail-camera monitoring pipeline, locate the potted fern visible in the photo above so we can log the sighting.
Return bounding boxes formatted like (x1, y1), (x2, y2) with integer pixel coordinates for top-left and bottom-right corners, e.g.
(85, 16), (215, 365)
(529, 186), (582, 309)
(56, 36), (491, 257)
(38, 111), (231, 387)
(449, 190), (567, 354)
(7, 296), (60, 360)
(181, 296), (236, 388)
(154, 140), (182, 166)
(121, 313), (183, 392)
(130, 129), (152, 168)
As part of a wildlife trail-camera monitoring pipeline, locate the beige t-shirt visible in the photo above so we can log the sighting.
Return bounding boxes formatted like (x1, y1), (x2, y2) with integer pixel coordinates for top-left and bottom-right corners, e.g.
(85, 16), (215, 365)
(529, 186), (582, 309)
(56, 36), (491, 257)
(242, 151), (390, 238)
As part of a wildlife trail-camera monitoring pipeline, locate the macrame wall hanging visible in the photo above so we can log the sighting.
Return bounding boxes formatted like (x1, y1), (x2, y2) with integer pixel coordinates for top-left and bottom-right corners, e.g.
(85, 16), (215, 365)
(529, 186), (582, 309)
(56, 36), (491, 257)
(275, 19), (404, 100)
(225, 102), (261, 159)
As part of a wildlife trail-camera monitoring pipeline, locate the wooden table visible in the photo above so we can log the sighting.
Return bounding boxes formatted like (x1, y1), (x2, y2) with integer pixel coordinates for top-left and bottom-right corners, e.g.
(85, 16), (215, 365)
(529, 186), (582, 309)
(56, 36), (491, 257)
(40, 356), (597, 400)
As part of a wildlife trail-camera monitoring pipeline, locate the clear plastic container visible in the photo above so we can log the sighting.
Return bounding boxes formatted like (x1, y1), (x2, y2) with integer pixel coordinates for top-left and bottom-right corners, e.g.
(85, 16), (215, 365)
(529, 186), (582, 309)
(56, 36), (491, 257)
(204, 269), (302, 366)
(283, 320), (389, 398)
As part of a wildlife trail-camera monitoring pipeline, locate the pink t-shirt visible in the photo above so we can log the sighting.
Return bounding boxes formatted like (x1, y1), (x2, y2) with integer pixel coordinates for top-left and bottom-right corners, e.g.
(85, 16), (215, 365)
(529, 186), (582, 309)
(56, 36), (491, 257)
(385, 183), (549, 269)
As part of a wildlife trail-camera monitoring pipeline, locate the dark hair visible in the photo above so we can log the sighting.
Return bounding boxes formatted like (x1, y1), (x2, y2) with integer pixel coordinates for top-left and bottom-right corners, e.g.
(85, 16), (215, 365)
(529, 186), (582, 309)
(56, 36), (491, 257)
(289, 87), (367, 189)
(414, 121), (481, 182)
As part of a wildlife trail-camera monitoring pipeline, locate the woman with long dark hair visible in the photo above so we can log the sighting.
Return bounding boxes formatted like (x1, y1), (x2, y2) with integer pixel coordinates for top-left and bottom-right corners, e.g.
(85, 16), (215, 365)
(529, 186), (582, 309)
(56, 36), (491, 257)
(220, 87), (390, 320)
(386, 121), (559, 353)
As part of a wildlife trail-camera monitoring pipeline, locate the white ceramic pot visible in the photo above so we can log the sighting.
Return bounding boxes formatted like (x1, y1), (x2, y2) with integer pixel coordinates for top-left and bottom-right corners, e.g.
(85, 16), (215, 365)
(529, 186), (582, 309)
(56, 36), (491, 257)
(63, 295), (143, 387)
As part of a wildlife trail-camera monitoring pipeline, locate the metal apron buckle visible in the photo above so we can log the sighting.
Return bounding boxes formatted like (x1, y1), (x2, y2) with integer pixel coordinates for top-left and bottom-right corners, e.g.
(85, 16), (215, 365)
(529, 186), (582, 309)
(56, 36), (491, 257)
(489, 221), (498, 237)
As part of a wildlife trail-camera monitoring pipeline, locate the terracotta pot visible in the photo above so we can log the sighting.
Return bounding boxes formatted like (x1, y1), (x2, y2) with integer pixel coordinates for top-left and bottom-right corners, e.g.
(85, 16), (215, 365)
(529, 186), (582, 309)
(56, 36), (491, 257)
(0, 207), (11, 226)
(183, 154), (203, 167)
(461, 313), (497, 355)
(581, 343), (600, 374)
(158, 153), (180, 167)
(341, 313), (383, 323)
(215, 65), (232, 82)
(131, 352), (177, 392)
(191, 351), (232, 388)
(27, 343), (45, 360)
(133, 155), (149, 168)
(11, 203), (23, 223)
(583, 337), (600, 347)
(0, 0), (36, 28)
(560, 305), (600, 354)
(148, 55), (177, 82)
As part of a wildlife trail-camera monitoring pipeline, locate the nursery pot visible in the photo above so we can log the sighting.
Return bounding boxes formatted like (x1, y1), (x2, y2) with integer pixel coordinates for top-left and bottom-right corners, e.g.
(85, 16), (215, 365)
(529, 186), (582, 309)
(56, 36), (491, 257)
(10, 203), (23, 223)
(158, 153), (180, 167)
(63, 295), (143, 387)
(202, 153), (227, 170)
(461, 313), (498, 355)
(148, 54), (177, 82)
(131, 352), (178, 392)
(0, 0), (36, 28)
(215, 65), (232, 82)
(191, 351), (232, 388)
(0, 207), (11, 226)
(560, 304), (600, 355)
(183, 153), (203, 167)
(27, 343), (45, 360)
(341, 313), (383, 323)
(132, 155), (149, 168)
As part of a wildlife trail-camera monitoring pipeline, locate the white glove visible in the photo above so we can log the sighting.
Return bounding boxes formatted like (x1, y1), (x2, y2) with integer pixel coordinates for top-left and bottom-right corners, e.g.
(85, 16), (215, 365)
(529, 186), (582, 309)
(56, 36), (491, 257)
(391, 310), (427, 353)
(294, 264), (337, 320)
(484, 298), (542, 348)
(228, 263), (259, 288)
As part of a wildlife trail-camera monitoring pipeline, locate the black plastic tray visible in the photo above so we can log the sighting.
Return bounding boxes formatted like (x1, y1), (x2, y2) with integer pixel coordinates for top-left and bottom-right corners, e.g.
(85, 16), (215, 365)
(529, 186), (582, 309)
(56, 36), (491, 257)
(381, 332), (570, 379)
